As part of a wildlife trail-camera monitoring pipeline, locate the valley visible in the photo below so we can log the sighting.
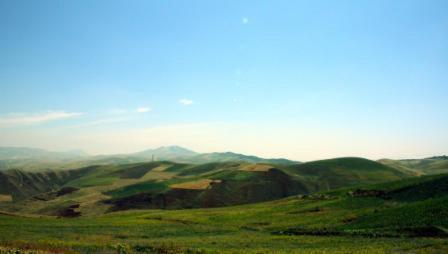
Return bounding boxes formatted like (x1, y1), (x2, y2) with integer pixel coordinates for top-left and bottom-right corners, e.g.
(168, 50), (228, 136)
(0, 172), (447, 253)
(0, 146), (447, 253)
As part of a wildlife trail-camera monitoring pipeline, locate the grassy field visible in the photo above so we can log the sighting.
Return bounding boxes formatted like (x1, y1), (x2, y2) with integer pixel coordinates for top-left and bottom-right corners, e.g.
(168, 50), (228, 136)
(0, 173), (447, 253)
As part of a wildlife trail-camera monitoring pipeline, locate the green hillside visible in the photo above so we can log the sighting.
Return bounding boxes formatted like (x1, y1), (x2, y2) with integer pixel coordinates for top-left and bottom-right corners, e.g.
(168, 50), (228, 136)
(379, 157), (448, 175)
(0, 173), (447, 253)
(179, 152), (298, 165)
(283, 157), (410, 191)
(0, 157), (412, 216)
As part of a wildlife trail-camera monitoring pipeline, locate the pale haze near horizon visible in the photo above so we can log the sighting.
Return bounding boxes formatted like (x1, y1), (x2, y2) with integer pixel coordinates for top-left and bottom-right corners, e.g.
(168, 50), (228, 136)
(0, 1), (447, 161)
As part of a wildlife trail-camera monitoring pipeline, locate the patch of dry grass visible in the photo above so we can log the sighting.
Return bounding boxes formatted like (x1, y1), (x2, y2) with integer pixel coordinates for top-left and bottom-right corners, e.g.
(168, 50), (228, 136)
(239, 164), (273, 172)
(0, 195), (12, 202)
(170, 179), (221, 190)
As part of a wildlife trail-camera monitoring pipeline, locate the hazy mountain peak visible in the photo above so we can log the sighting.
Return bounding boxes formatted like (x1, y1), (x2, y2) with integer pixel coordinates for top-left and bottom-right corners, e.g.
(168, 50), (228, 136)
(154, 145), (196, 153)
(133, 145), (198, 159)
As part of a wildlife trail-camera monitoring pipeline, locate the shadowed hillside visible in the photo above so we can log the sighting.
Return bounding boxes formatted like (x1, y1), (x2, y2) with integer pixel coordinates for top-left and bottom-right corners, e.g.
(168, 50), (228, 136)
(0, 166), (98, 200)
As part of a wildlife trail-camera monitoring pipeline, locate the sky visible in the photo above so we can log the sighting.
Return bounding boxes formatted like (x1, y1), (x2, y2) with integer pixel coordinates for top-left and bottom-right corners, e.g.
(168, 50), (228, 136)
(0, 0), (447, 161)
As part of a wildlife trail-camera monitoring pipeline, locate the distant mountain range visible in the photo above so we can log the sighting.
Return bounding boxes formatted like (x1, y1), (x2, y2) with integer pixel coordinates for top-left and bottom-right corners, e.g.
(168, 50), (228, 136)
(0, 146), (87, 160)
(132, 146), (298, 165)
(0, 146), (298, 171)
(1, 146), (447, 176)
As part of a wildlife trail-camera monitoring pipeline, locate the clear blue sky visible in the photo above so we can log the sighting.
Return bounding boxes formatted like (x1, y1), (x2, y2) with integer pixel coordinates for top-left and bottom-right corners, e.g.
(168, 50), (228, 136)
(0, 0), (447, 160)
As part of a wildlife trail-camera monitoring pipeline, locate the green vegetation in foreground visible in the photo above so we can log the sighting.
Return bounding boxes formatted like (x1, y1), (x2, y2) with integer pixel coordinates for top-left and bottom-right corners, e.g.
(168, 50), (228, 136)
(0, 174), (447, 253)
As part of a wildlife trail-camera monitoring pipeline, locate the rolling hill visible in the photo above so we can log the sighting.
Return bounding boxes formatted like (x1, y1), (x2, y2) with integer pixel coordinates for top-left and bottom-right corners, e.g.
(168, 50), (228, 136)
(283, 157), (411, 190)
(379, 156), (448, 175)
(0, 157), (413, 216)
(0, 171), (446, 253)
(176, 151), (298, 165)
